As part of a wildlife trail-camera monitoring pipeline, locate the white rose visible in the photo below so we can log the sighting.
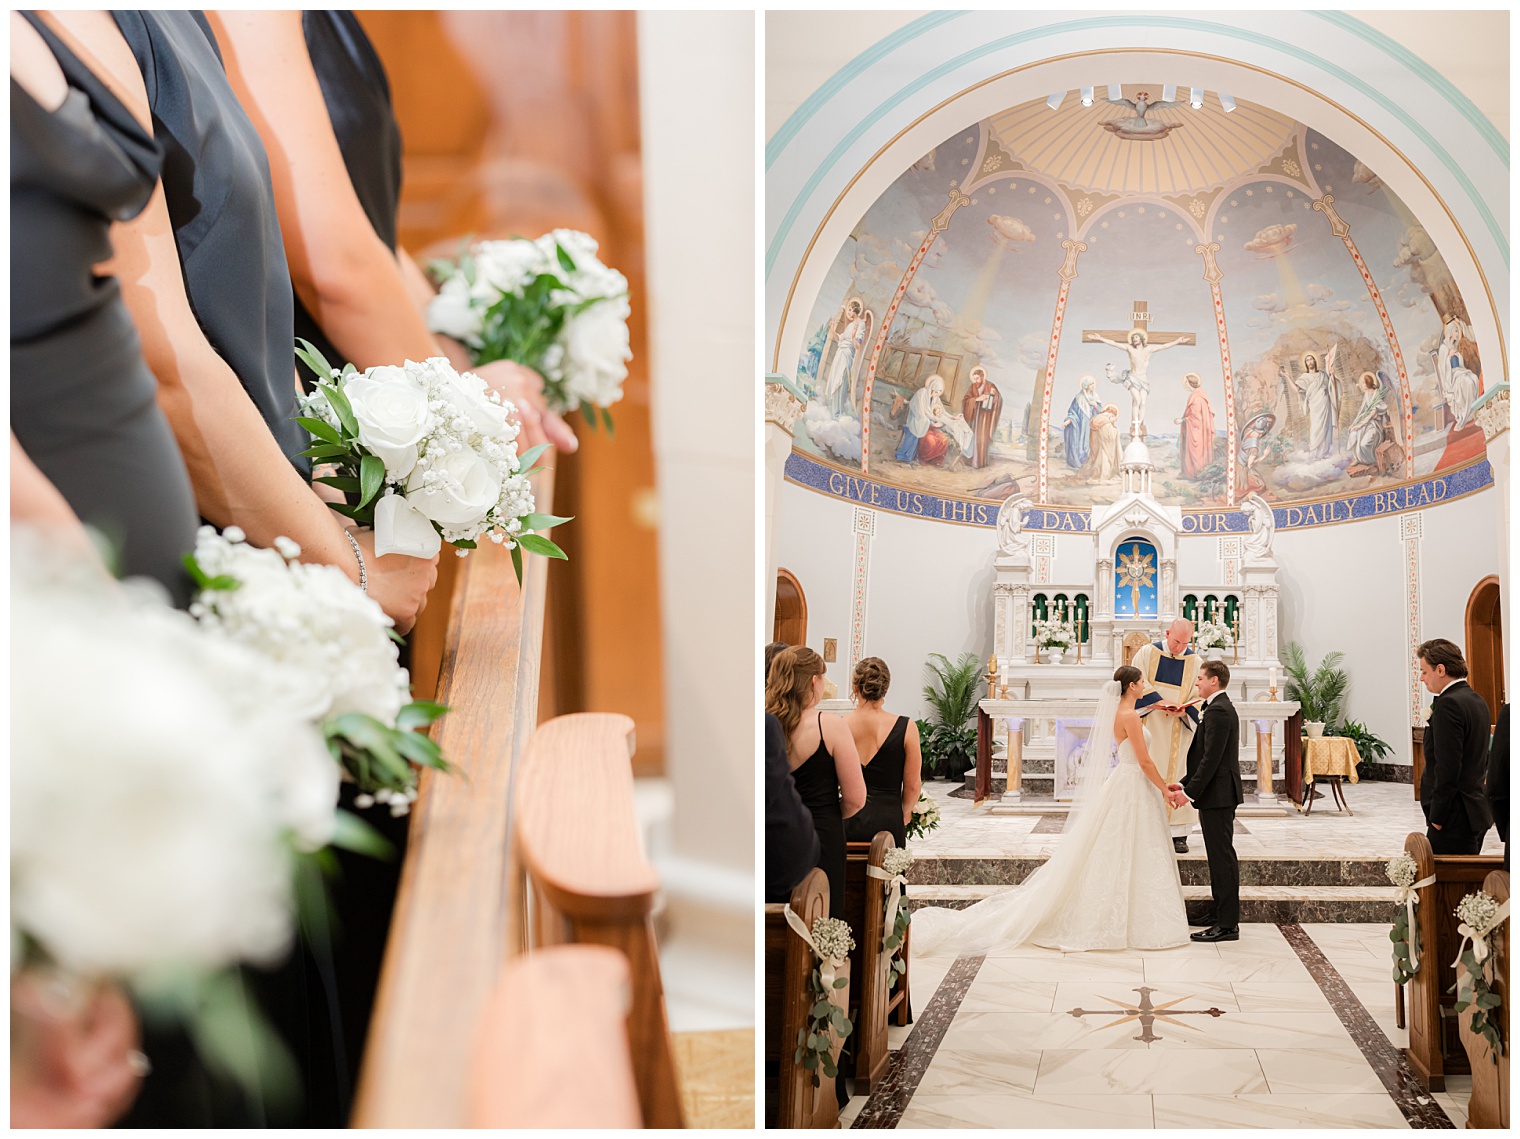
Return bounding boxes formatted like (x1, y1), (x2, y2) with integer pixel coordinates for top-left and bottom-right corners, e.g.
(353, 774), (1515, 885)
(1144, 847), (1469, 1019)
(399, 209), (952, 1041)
(444, 368), (513, 438)
(560, 296), (632, 405)
(345, 367), (433, 479)
(427, 276), (483, 343)
(373, 493), (442, 559)
(407, 448), (502, 527)
(475, 239), (548, 295)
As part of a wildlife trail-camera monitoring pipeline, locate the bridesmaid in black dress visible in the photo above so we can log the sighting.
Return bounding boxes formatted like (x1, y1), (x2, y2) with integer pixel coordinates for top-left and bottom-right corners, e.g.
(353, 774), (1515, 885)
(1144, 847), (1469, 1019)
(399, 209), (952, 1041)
(11, 13), (197, 606)
(844, 657), (924, 848)
(207, 10), (573, 451)
(765, 646), (866, 921)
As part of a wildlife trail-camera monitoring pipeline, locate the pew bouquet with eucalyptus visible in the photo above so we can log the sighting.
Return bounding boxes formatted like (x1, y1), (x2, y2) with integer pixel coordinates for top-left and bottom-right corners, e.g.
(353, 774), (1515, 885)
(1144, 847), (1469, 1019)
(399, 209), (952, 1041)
(295, 342), (567, 581)
(425, 229), (632, 428)
(186, 525), (451, 817)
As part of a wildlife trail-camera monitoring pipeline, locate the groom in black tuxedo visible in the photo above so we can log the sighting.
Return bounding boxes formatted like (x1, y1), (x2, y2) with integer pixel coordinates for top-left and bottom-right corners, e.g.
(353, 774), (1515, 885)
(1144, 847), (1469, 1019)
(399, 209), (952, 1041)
(1418, 639), (1494, 856)
(1170, 660), (1242, 943)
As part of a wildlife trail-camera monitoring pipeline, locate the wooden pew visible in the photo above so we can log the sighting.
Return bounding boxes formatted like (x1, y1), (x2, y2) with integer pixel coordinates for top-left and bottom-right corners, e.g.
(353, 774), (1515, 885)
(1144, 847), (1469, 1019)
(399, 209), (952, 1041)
(468, 945), (641, 1127)
(353, 475), (553, 1127)
(845, 834), (895, 1092)
(1402, 833), (1506, 1091)
(764, 868), (840, 1128)
(1459, 870), (1508, 1129)
(513, 712), (684, 1128)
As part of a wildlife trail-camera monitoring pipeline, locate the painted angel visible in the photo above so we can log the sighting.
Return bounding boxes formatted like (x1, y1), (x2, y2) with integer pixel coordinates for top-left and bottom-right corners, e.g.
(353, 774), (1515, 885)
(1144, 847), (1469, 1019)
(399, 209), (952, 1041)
(821, 297), (873, 416)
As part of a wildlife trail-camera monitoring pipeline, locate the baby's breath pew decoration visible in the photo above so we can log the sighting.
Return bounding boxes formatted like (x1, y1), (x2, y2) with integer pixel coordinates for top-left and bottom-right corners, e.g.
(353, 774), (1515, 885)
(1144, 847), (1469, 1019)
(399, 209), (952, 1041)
(1385, 853), (1433, 986)
(784, 910), (855, 1087)
(1449, 889), (1509, 1061)
(906, 792), (941, 841)
(426, 229), (632, 429)
(186, 526), (453, 816)
(874, 848), (914, 991)
(294, 340), (568, 582)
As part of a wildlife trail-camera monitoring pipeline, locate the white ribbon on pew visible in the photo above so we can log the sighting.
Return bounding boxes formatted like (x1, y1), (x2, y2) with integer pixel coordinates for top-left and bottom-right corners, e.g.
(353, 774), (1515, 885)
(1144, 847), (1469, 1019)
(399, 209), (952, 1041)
(1451, 898), (1510, 972)
(866, 864), (907, 945)
(783, 904), (846, 1011)
(1394, 874), (1437, 971)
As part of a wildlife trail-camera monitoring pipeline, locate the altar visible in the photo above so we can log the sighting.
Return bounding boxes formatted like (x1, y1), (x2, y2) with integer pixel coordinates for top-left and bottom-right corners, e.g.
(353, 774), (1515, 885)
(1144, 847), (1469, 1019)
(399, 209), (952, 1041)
(980, 436), (1298, 815)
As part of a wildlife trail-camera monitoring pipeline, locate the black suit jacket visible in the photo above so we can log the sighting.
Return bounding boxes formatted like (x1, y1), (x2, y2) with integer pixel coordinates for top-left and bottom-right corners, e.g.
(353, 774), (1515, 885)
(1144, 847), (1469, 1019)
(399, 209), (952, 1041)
(765, 712), (820, 902)
(1422, 681), (1494, 834)
(1181, 692), (1243, 810)
(1487, 704), (1509, 843)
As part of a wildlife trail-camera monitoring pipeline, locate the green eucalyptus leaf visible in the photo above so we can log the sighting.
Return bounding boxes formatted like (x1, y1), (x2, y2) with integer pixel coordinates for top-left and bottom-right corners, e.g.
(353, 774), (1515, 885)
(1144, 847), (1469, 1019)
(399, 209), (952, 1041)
(516, 533), (567, 560)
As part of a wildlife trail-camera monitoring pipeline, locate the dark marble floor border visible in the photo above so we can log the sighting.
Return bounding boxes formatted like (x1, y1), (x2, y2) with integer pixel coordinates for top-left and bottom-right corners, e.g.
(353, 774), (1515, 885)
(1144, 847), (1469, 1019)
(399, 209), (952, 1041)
(1278, 923), (1454, 1129)
(1360, 761), (1416, 784)
(849, 953), (984, 1129)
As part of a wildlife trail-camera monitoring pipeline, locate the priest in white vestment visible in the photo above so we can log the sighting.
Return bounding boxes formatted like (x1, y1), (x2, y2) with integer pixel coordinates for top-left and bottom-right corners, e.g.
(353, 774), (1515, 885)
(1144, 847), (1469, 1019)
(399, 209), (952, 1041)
(1130, 618), (1202, 851)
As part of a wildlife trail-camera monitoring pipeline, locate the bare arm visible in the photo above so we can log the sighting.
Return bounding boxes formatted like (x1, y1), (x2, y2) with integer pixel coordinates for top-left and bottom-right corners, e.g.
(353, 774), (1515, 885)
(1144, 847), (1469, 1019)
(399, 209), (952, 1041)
(208, 11), (437, 370)
(901, 718), (923, 825)
(1120, 711), (1171, 796)
(1151, 336), (1188, 355)
(1088, 332), (1125, 349)
(825, 716), (867, 819)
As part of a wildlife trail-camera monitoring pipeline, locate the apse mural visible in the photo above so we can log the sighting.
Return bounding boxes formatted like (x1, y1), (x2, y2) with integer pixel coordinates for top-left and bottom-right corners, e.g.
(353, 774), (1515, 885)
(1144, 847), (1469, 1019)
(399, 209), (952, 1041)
(791, 88), (1488, 512)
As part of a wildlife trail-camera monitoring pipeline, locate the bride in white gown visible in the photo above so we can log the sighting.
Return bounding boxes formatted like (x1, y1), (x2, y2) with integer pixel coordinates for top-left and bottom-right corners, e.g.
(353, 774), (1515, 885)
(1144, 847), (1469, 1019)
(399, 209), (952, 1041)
(912, 666), (1191, 954)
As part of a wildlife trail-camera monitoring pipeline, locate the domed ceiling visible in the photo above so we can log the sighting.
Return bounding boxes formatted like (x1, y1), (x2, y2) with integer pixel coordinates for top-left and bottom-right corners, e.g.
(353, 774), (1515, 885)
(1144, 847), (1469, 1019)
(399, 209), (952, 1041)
(789, 87), (1491, 521)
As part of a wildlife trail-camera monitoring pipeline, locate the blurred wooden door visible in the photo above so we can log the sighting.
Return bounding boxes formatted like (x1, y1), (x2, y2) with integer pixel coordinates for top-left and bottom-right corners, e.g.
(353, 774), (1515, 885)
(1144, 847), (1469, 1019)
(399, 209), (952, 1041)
(360, 11), (664, 773)
(773, 569), (806, 646)
(1465, 575), (1504, 727)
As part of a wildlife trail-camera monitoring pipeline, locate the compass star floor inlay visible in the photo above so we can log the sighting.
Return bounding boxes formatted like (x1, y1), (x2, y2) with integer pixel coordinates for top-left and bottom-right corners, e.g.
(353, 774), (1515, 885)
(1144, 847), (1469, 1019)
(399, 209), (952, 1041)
(1066, 985), (1227, 1043)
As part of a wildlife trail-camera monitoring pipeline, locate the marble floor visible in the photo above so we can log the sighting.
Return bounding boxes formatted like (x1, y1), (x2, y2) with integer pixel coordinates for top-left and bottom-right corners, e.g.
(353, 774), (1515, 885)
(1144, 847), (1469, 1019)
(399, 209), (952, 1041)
(839, 924), (1470, 1129)
(915, 779), (1503, 861)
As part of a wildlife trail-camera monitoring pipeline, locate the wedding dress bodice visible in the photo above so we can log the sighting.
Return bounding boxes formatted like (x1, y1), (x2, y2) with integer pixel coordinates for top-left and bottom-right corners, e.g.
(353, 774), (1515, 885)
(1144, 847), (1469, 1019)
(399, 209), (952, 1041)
(1114, 725), (1150, 766)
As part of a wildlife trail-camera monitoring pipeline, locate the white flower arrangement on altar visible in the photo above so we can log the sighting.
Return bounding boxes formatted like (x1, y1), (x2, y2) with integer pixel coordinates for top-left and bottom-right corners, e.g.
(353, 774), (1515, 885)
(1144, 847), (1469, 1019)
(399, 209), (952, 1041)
(1195, 620), (1236, 650)
(426, 229), (632, 426)
(295, 342), (568, 575)
(905, 792), (941, 841)
(1034, 615), (1075, 651)
(11, 534), (345, 1091)
(186, 526), (451, 817)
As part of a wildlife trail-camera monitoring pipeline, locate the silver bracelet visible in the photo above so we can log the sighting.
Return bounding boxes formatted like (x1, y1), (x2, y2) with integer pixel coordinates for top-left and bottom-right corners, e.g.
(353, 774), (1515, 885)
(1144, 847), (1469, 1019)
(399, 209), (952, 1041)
(344, 529), (367, 594)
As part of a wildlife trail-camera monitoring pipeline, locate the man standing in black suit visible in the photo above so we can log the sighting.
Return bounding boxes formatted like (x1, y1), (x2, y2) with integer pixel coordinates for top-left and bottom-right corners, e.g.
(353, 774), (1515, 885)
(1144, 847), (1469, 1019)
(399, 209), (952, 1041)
(1418, 639), (1494, 856)
(1488, 704), (1509, 869)
(1170, 660), (1242, 943)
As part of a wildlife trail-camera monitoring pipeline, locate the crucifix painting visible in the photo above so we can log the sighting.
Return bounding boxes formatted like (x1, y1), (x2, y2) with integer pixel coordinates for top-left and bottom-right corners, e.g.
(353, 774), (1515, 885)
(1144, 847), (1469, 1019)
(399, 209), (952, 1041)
(1083, 301), (1196, 440)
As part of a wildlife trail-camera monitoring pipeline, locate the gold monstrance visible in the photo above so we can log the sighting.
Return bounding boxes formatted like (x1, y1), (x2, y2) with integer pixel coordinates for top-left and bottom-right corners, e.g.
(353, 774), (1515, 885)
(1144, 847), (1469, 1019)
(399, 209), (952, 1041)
(1116, 543), (1157, 617)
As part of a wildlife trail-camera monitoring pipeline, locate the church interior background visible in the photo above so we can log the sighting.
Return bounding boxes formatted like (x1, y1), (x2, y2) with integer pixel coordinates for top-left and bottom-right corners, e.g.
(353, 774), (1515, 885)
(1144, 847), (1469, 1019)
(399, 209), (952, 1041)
(765, 11), (1508, 1129)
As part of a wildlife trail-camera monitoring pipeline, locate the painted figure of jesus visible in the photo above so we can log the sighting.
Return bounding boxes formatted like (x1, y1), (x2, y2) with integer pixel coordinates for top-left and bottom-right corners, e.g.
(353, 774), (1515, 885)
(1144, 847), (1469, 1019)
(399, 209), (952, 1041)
(1090, 328), (1186, 437)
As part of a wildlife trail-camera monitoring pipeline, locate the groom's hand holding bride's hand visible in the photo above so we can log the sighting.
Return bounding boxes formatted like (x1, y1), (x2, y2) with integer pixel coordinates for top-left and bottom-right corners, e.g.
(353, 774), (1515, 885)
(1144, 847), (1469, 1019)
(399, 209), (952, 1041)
(1165, 783), (1190, 809)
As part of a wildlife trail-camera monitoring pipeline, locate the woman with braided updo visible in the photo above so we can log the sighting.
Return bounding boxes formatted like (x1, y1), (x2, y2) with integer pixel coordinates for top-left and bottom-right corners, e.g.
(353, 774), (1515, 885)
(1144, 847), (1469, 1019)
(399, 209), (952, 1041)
(844, 657), (922, 848)
(766, 646), (865, 920)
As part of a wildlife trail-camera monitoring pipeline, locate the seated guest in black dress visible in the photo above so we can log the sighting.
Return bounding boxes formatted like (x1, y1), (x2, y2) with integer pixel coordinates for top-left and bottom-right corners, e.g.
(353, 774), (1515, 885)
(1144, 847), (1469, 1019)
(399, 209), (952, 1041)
(40, 11), (436, 634)
(765, 647), (865, 921)
(765, 712), (820, 902)
(1488, 703), (1509, 868)
(11, 12), (197, 606)
(843, 657), (923, 847)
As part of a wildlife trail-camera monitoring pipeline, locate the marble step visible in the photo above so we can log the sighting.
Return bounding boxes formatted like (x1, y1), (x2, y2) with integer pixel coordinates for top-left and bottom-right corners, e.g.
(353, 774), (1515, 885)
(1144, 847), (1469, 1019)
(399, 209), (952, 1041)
(909, 854), (1394, 888)
(906, 882), (1400, 924)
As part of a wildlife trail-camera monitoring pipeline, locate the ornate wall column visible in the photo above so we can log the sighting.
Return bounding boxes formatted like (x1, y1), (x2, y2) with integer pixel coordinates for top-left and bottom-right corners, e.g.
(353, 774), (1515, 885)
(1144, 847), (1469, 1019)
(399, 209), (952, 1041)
(1401, 513), (1425, 736)
(1161, 558), (1177, 619)
(1036, 239), (1088, 502)
(858, 186), (971, 473)
(1473, 386), (1510, 652)
(1312, 194), (1415, 478)
(1011, 584), (1031, 663)
(1195, 241), (1239, 506)
(763, 376), (805, 636)
(849, 507), (875, 673)
(1243, 585), (1262, 663)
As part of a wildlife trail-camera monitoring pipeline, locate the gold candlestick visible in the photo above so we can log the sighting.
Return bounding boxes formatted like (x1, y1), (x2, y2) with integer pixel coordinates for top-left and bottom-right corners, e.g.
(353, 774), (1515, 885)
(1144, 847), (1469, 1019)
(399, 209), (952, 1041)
(1231, 611), (1240, 664)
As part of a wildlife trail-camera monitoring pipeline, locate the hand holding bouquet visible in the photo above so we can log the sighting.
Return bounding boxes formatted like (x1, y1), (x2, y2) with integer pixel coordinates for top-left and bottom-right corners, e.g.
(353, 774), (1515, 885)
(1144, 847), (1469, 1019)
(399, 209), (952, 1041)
(426, 229), (632, 428)
(294, 341), (568, 579)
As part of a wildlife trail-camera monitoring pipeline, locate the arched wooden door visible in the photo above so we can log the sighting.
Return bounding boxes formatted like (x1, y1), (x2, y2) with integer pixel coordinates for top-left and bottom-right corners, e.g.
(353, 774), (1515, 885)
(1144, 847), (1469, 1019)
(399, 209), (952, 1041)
(1465, 575), (1504, 726)
(774, 569), (807, 646)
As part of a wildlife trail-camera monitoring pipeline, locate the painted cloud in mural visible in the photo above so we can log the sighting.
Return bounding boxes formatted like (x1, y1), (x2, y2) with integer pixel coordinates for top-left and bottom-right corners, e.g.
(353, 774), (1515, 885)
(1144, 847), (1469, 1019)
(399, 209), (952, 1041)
(1243, 223), (1297, 258)
(988, 214), (1037, 248)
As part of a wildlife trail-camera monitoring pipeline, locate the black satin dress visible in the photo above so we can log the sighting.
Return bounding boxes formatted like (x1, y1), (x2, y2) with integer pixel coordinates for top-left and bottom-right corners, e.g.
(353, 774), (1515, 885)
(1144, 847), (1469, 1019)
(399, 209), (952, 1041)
(291, 10), (403, 376)
(11, 15), (198, 607)
(791, 713), (848, 922)
(845, 715), (910, 848)
(111, 10), (308, 474)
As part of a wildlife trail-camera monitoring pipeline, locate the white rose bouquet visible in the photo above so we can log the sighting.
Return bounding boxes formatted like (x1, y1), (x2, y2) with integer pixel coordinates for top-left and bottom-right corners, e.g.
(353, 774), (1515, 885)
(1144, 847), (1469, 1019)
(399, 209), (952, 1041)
(294, 342), (568, 577)
(12, 536), (343, 1095)
(905, 791), (941, 841)
(186, 526), (452, 816)
(426, 229), (632, 427)
(1196, 620), (1235, 650)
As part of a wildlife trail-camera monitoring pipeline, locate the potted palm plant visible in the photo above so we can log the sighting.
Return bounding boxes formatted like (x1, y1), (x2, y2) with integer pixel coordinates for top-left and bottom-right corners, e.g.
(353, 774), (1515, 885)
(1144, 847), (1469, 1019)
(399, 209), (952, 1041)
(1281, 641), (1348, 738)
(921, 652), (982, 779)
